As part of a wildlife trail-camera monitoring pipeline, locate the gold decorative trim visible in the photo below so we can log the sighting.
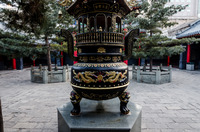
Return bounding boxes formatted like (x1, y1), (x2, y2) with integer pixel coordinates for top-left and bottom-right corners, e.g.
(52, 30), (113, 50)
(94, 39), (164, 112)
(97, 56), (104, 62)
(89, 56), (96, 61)
(71, 82), (129, 90)
(97, 47), (106, 53)
(104, 56), (111, 61)
(82, 92), (119, 100)
(93, 3), (110, 11)
(59, 0), (73, 7)
(112, 56), (121, 62)
(73, 62), (127, 68)
(73, 2), (125, 18)
(78, 48), (82, 53)
(80, 56), (121, 63)
(76, 11), (123, 18)
(76, 44), (124, 47)
(79, 56), (88, 62)
(120, 48), (123, 53)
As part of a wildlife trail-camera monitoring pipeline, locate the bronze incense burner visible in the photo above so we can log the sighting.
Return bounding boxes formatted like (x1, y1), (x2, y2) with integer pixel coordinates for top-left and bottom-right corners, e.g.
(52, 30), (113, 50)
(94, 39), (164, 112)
(61, 0), (139, 115)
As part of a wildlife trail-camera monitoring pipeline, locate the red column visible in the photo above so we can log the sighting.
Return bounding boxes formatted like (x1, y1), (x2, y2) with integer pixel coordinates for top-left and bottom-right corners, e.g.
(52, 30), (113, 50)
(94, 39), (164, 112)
(33, 60), (35, 66)
(187, 45), (190, 63)
(73, 32), (78, 64)
(123, 47), (128, 65)
(124, 60), (128, 65)
(138, 45), (141, 66)
(61, 42), (63, 66)
(33, 56), (35, 66)
(123, 31), (129, 65)
(167, 56), (170, 66)
(12, 58), (16, 70)
(138, 58), (141, 66)
(74, 51), (77, 64)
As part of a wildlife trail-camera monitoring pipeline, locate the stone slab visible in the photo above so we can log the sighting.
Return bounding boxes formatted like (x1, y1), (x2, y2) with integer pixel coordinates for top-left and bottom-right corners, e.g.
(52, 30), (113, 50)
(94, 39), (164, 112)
(57, 98), (142, 132)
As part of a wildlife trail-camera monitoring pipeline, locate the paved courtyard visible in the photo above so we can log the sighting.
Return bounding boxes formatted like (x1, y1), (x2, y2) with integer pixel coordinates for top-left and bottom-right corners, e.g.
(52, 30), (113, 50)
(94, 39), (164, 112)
(0, 67), (200, 132)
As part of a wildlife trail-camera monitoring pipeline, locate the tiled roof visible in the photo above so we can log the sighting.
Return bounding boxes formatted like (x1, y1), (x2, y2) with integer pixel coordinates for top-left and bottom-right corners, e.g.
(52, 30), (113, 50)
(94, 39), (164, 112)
(176, 19), (200, 38)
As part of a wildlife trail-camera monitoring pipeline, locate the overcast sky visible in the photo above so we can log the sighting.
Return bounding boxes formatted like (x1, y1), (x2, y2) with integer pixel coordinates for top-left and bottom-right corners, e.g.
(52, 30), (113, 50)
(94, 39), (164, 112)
(0, 3), (7, 8)
(0, 3), (18, 30)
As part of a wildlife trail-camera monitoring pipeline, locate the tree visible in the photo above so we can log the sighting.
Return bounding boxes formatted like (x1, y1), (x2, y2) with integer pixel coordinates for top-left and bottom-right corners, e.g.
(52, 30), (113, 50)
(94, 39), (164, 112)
(125, 0), (192, 71)
(0, 29), (47, 60)
(132, 35), (197, 69)
(0, 0), (73, 71)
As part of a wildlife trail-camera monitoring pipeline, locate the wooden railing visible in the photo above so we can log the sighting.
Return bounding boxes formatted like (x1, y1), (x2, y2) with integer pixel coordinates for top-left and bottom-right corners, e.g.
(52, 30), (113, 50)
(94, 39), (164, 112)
(76, 32), (124, 44)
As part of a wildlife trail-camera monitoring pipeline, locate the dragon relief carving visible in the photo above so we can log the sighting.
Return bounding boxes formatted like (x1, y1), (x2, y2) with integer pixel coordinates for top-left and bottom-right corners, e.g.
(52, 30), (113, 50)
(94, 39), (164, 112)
(73, 70), (96, 84)
(73, 70), (127, 84)
(104, 70), (127, 83)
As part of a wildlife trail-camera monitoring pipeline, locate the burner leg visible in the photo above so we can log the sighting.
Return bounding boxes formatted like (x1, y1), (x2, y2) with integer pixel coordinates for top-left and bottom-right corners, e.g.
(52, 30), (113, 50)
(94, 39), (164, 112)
(70, 90), (82, 115)
(119, 91), (130, 114)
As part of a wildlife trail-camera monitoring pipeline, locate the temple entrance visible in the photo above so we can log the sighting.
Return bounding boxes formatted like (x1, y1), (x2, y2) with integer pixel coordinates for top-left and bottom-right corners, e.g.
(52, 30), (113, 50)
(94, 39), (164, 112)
(191, 44), (200, 69)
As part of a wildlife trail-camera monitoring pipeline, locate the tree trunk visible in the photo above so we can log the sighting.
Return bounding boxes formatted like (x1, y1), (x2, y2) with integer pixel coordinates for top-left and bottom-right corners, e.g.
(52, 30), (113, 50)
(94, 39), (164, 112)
(150, 31), (153, 37)
(0, 98), (4, 132)
(45, 36), (52, 71)
(149, 31), (153, 72)
(55, 58), (57, 65)
(150, 57), (153, 72)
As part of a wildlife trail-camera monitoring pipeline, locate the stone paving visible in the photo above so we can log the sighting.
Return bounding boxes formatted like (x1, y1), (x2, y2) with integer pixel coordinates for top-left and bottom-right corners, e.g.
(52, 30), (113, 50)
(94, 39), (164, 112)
(0, 67), (200, 132)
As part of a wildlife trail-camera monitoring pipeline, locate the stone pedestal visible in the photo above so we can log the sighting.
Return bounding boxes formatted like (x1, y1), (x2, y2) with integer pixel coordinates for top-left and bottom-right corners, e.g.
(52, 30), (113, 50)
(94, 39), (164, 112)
(57, 98), (142, 132)
(186, 63), (194, 71)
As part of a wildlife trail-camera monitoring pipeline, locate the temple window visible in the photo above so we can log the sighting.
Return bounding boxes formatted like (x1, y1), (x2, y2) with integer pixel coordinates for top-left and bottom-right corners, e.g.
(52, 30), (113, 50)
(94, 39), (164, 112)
(107, 17), (112, 32)
(96, 14), (106, 31)
(83, 18), (87, 33)
(116, 17), (121, 33)
(89, 17), (95, 32)
(78, 18), (83, 33)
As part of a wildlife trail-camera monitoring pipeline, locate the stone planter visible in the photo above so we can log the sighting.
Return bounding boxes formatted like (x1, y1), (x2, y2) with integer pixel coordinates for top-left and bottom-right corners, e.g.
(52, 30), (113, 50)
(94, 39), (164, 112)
(186, 63), (194, 71)
(31, 65), (69, 84)
(132, 65), (172, 84)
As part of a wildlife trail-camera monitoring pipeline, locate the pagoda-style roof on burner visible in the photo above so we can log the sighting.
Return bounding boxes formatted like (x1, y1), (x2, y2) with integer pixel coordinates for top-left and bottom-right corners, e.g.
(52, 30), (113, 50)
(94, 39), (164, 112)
(66, 0), (136, 17)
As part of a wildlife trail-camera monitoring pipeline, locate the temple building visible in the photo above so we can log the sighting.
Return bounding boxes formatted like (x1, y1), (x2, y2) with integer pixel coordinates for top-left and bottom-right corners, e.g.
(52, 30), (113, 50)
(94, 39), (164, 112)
(167, 0), (200, 38)
(176, 19), (200, 70)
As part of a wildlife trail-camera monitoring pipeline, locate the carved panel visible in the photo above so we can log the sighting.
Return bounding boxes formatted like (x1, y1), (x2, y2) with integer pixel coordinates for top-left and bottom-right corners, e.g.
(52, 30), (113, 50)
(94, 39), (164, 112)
(79, 56), (121, 62)
(72, 70), (128, 84)
(73, 62), (127, 68)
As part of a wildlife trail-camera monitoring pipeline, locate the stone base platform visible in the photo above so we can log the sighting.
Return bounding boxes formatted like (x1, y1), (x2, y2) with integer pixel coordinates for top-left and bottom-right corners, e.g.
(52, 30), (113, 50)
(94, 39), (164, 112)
(57, 98), (142, 132)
